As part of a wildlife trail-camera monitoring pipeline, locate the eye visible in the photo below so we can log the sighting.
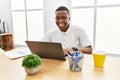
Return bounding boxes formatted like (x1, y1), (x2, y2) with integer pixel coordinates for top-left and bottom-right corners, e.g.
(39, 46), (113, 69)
(55, 16), (68, 20)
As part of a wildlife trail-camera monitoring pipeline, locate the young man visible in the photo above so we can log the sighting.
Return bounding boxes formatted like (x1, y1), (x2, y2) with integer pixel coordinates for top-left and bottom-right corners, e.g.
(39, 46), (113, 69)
(41, 6), (92, 55)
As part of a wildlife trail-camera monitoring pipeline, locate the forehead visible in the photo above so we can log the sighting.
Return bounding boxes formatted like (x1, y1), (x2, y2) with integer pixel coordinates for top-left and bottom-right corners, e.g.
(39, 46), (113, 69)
(55, 11), (69, 16)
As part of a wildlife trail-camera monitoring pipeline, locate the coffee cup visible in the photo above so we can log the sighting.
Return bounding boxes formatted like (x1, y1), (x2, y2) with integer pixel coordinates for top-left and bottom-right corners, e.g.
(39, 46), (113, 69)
(93, 51), (106, 68)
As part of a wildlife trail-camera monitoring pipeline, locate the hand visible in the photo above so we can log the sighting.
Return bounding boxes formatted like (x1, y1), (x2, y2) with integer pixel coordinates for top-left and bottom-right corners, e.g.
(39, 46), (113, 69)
(63, 48), (68, 55)
(63, 48), (75, 55)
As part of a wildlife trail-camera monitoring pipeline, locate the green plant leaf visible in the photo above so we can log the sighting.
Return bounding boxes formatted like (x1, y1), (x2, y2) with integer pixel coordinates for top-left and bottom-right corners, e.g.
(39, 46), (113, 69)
(22, 54), (41, 69)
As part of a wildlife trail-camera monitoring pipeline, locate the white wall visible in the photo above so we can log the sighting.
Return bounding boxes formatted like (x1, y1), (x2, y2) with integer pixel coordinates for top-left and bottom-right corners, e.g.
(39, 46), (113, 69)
(0, 0), (71, 33)
(44, 0), (71, 33)
(0, 0), (13, 32)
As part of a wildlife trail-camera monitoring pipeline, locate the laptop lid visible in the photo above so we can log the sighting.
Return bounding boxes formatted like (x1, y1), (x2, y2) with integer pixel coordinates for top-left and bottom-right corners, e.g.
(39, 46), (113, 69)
(25, 41), (66, 60)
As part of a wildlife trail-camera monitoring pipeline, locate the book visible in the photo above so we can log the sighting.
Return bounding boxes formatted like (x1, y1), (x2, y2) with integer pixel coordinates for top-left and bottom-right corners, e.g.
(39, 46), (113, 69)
(4, 47), (32, 59)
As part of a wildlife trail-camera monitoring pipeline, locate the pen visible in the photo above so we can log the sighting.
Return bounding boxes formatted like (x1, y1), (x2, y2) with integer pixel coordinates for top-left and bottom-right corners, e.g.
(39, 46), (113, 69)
(72, 47), (78, 56)
(67, 51), (72, 56)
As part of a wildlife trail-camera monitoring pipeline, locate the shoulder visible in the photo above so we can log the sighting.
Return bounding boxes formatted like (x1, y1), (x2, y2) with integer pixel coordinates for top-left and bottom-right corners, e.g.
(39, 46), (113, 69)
(46, 28), (58, 35)
(70, 25), (85, 32)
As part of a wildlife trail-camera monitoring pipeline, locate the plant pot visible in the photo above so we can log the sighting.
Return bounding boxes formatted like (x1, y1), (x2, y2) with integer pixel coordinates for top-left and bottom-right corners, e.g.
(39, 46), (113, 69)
(25, 65), (40, 75)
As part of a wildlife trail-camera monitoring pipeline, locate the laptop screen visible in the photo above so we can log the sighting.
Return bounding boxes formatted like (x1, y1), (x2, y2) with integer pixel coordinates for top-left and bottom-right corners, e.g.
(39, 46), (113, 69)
(26, 41), (66, 60)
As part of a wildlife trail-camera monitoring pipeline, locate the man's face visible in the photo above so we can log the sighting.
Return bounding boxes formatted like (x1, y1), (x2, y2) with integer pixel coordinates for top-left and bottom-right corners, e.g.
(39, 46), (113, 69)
(55, 10), (70, 32)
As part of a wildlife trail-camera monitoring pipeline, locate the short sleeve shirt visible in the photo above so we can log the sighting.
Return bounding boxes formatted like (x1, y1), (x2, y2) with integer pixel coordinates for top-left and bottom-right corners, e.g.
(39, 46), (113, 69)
(41, 25), (91, 48)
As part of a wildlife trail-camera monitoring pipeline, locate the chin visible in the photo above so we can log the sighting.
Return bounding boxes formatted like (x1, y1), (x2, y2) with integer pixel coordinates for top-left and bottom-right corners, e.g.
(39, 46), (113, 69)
(60, 30), (65, 32)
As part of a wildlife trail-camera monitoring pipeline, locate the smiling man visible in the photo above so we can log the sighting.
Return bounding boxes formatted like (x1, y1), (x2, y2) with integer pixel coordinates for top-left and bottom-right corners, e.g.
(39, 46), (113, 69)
(41, 6), (92, 55)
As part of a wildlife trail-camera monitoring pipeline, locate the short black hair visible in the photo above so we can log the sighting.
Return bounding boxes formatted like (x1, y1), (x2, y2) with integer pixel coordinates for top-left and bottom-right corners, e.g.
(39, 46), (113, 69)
(55, 6), (70, 14)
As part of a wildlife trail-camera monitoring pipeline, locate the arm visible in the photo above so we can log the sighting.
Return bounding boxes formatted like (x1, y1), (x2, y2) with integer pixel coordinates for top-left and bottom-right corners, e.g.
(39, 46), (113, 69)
(63, 45), (92, 55)
(78, 45), (92, 54)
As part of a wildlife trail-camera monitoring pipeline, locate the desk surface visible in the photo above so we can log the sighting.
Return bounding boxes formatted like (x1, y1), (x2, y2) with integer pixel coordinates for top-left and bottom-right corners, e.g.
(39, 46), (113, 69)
(0, 53), (120, 80)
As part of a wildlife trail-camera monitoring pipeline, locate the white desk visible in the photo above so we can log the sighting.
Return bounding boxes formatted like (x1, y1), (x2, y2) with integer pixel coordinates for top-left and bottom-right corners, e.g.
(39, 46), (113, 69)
(0, 53), (120, 80)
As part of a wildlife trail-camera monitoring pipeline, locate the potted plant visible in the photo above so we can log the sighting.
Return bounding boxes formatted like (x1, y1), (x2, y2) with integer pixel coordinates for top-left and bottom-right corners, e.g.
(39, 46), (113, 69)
(22, 54), (41, 74)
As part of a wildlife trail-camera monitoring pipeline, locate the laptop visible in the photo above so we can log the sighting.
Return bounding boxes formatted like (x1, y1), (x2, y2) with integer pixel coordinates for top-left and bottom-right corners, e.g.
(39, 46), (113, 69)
(25, 41), (66, 60)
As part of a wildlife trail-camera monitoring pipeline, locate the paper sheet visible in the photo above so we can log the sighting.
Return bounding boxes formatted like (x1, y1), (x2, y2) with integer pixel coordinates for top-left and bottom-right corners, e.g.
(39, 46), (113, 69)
(4, 47), (32, 59)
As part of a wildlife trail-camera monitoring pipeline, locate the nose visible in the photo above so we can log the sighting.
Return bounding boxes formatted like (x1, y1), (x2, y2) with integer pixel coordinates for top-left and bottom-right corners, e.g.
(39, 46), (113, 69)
(59, 18), (63, 22)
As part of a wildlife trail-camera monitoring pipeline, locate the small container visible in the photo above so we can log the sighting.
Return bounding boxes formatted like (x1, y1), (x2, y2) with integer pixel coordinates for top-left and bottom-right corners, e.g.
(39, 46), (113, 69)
(68, 52), (84, 72)
(93, 51), (106, 68)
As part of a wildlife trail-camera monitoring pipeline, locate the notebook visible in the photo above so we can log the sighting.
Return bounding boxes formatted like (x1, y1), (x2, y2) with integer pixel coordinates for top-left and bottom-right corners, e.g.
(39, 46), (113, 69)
(4, 47), (31, 59)
(25, 41), (66, 60)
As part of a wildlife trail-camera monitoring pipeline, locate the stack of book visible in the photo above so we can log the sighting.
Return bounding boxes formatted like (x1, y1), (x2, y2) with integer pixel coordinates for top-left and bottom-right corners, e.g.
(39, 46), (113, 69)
(0, 19), (8, 34)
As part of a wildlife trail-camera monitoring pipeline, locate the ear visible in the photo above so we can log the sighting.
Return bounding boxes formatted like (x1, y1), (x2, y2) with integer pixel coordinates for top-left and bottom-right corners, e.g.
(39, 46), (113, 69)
(69, 17), (70, 20)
